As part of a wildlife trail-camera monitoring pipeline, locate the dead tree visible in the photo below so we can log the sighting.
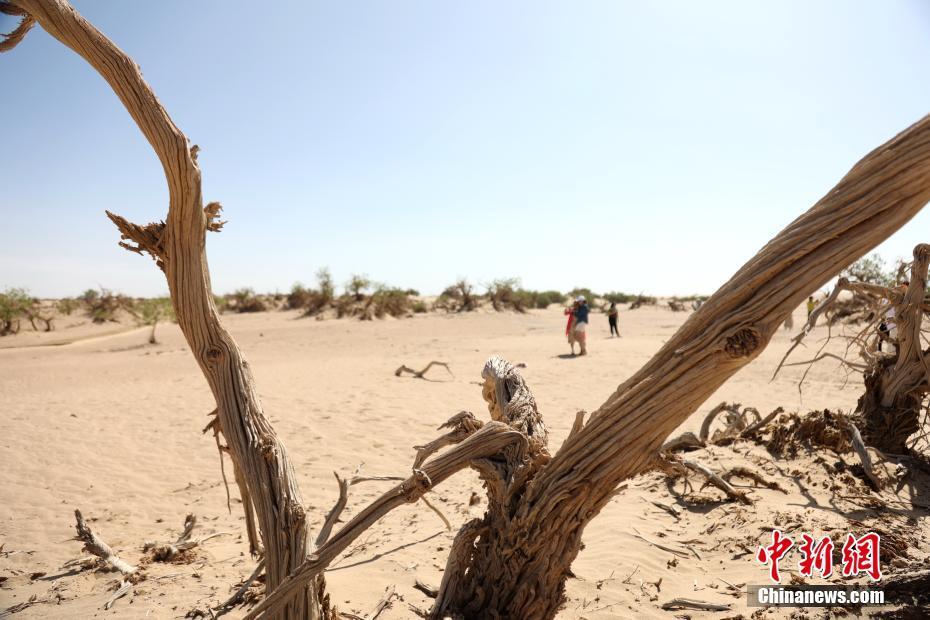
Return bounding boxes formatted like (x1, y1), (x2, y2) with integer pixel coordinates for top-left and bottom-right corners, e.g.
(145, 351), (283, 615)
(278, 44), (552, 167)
(777, 244), (929, 452)
(8, 3), (930, 618)
(2, 2), (327, 618)
(250, 122), (930, 616)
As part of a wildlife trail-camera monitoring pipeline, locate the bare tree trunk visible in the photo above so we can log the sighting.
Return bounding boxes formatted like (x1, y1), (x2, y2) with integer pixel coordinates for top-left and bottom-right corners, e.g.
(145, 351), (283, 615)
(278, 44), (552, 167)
(3, 2), (326, 617)
(424, 119), (930, 619)
(859, 244), (929, 452)
(248, 113), (930, 620)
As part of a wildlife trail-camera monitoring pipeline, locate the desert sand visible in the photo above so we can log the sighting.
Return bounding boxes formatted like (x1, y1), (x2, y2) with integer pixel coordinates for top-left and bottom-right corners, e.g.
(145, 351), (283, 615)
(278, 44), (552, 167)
(1, 304), (926, 618)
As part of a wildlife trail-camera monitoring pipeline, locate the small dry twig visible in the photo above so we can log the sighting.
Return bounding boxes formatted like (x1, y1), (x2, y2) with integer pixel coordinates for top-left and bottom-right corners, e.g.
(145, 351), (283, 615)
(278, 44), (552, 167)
(395, 361), (453, 380)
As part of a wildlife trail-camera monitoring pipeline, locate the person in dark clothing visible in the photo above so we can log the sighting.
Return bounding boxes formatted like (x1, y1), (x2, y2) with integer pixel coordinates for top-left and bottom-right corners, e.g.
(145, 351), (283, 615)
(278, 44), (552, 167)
(607, 302), (620, 337)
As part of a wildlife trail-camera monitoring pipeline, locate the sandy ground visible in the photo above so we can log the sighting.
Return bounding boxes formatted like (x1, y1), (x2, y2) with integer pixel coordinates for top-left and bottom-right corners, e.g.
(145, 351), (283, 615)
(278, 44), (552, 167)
(1, 304), (927, 619)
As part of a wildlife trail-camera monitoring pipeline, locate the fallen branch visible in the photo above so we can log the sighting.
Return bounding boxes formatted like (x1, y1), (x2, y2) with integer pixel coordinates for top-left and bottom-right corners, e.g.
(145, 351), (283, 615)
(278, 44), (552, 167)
(682, 459), (752, 504)
(630, 528), (690, 559)
(103, 580), (132, 610)
(740, 407), (784, 437)
(845, 419), (883, 489)
(413, 578), (438, 598)
(661, 431), (705, 452)
(722, 466), (787, 493)
(213, 558), (265, 617)
(699, 402), (740, 443)
(73, 509), (136, 576)
(395, 361), (453, 380)
(367, 585), (396, 620)
(649, 500), (682, 520)
(661, 598), (731, 611)
(143, 514), (228, 561)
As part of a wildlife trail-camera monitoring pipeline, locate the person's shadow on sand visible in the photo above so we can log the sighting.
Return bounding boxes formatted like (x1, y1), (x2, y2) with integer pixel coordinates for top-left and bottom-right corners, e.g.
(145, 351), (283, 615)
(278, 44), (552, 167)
(555, 353), (580, 359)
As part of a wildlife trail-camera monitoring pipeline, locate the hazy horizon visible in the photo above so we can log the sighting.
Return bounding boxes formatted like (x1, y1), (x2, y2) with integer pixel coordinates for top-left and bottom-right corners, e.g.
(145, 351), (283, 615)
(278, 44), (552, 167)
(3, 1), (930, 298)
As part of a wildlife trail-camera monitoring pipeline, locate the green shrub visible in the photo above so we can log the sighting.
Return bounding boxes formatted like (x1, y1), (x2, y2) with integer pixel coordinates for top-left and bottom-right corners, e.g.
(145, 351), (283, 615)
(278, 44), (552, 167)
(369, 286), (411, 318)
(346, 274), (371, 301)
(135, 297), (175, 343)
(56, 297), (79, 315)
(287, 283), (313, 310)
(316, 268), (335, 305)
(602, 291), (637, 304)
(436, 279), (477, 312)
(533, 290), (565, 308)
(412, 301), (428, 313)
(485, 278), (527, 312)
(841, 253), (895, 287)
(568, 287), (597, 303)
(0, 287), (31, 335)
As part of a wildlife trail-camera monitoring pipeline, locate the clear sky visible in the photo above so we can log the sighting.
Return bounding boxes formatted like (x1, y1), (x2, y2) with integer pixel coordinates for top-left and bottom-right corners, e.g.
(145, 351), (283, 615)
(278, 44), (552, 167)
(2, 1), (929, 298)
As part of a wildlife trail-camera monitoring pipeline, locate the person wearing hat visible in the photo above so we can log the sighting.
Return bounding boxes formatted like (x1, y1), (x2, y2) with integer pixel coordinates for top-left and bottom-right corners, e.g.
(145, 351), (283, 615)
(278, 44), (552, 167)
(573, 295), (590, 355)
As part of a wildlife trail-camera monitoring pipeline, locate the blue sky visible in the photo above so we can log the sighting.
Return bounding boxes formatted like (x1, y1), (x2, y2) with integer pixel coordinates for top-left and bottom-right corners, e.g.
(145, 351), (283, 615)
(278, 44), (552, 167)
(2, 1), (929, 298)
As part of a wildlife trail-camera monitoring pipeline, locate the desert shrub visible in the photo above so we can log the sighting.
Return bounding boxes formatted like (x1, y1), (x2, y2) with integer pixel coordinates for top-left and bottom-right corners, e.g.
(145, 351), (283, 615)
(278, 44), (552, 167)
(405, 288), (420, 297)
(412, 301), (428, 313)
(436, 279), (477, 312)
(532, 290), (565, 309)
(287, 283), (313, 310)
(602, 291), (637, 304)
(369, 286), (411, 318)
(0, 287), (31, 335)
(82, 288), (134, 323)
(316, 268), (335, 304)
(227, 288), (266, 313)
(568, 287), (597, 303)
(136, 297), (175, 343)
(485, 278), (530, 313)
(80, 288), (99, 304)
(288, 269), (338, 317)
(213, 295), (229, 314)
(629, 294), (657, 310)
(346, 274), (371, 301)
(333, 294), (354, 319)
(56, 297), (79, 315)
